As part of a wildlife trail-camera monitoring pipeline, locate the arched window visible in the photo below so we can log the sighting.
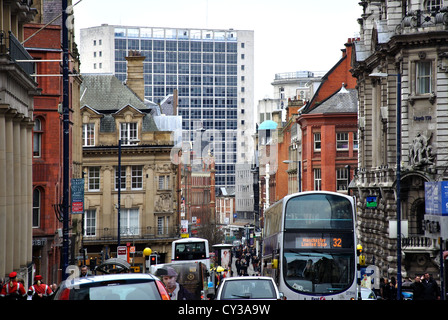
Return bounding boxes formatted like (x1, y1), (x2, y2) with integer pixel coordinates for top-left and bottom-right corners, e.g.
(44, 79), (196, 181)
(33, 188), (41, 228)
(33, 118), (43, 158)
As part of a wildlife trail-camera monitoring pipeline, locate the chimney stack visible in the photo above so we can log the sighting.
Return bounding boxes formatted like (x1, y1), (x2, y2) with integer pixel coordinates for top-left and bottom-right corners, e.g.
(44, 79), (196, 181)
(125, 50), (145, 101)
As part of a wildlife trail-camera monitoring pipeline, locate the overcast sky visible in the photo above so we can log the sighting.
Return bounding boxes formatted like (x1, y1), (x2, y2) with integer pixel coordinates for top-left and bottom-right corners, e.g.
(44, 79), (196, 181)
(73, 0), (362, 102)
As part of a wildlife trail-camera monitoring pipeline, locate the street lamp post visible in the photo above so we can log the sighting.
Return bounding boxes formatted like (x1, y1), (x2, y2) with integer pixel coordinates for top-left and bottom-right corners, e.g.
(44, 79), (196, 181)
(369, 72), (402, 300)
(117, 139), (122, 247)
(283, 160), (301, 193)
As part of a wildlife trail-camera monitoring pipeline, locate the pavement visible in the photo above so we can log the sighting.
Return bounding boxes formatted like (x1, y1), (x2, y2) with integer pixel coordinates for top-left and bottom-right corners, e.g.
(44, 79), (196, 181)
(228, 257), (258, 277)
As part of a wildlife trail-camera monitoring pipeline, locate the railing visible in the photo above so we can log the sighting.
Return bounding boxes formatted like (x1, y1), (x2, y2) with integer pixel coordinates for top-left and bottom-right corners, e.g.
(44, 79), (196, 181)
(402, 235), (438, 251)
(0, 30), (34, 76)
(400, 8), (448, 31)
(83, 226), (179, 242)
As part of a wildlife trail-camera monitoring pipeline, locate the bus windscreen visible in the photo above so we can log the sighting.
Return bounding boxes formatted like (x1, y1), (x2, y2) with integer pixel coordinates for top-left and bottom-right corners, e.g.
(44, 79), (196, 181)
(284, 193), (353, 230)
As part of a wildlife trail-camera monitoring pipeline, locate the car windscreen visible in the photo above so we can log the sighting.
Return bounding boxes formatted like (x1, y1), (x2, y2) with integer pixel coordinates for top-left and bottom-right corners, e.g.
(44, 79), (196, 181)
(221, 279), (276, 299)
(70, 279), (161, 300)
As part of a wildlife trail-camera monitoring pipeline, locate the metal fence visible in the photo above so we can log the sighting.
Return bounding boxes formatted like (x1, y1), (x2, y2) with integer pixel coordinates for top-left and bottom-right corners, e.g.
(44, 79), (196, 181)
(83, 226), (179, 243)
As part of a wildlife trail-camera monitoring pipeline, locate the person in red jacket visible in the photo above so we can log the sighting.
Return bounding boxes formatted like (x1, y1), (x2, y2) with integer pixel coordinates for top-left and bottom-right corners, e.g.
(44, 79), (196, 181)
(0, 272), (27, 300)
(28, 275), (53, 300)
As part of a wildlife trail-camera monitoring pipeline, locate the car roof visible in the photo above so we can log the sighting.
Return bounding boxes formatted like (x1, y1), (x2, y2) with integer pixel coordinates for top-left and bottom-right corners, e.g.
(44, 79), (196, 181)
(221, 276), (275, 282)
(61, 273), (158, 288)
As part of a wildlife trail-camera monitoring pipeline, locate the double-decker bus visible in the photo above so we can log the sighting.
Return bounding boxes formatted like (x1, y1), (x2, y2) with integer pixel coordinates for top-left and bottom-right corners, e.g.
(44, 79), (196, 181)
(262, 191), (357, 300)
(171, 237), (210, 270)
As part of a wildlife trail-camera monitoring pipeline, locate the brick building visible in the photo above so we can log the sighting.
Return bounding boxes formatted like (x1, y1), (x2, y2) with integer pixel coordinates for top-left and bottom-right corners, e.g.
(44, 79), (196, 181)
(25, 2), (82, 284)
(296, 39), (358, 193)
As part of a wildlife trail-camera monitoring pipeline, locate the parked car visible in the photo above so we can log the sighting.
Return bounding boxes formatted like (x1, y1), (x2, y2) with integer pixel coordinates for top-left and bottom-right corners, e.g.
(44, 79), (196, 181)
(53, 273), (170, 300)
(214, 276), (283, 300)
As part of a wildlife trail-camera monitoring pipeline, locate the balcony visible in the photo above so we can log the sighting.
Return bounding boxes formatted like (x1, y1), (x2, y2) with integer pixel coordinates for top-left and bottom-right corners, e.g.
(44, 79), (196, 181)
(399, 8), (448, 35)
(83, 226), (178, 244)
(0, 30), (34, 76)
(402, 235), (439, 253)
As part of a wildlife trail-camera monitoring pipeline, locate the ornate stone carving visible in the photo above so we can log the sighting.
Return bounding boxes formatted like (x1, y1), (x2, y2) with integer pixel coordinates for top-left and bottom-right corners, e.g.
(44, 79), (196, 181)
(155, 193), (172, 212)
(408, 132), (435, 167)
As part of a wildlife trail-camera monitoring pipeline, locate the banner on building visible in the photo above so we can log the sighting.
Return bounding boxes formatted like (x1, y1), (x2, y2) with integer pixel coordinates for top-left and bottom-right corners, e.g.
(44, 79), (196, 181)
(71, 178), (84, 214)
(425, 181), (448, 216)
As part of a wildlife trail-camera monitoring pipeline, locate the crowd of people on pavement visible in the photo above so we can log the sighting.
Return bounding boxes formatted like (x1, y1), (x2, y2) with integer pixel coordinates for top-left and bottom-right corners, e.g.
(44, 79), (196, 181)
(379, 272), (441, 300)
(233, 244), (260, 276)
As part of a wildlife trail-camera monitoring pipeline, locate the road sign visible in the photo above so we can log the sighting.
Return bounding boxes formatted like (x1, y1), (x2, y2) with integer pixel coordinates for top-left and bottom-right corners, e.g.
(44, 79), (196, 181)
(117, 246), (127, 260)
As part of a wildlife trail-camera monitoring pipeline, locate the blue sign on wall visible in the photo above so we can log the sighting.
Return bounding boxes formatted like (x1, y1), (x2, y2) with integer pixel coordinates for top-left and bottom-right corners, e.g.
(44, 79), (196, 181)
(425, 181), (448, 216)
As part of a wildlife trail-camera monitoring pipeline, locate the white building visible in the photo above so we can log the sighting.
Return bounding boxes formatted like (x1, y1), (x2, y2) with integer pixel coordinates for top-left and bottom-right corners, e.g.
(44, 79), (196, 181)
(80, 25), (255, 195)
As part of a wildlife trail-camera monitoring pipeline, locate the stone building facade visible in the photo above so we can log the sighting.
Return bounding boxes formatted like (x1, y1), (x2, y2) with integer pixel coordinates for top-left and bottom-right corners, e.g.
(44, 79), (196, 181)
(78, 65), (179, 270)
(351, 0), (448, 282)
(0, 0), (40, 282)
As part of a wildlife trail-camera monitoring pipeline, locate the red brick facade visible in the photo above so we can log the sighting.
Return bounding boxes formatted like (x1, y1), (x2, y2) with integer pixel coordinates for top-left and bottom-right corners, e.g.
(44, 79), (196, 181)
(25, 24), (75, 284)
(298, 39), (358, 193)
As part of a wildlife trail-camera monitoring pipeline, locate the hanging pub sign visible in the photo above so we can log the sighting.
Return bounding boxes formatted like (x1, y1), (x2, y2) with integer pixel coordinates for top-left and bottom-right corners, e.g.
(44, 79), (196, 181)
(71, 178), (84, 214)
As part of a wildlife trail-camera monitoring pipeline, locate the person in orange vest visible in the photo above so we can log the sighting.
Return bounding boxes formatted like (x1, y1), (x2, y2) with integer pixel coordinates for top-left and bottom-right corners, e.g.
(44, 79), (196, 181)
(0, 272), (27, 300)
(27, 275), (53, 300)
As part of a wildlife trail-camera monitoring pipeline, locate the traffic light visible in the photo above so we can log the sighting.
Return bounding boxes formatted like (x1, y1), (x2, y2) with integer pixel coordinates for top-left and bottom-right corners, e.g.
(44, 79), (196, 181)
(150, 254), (158, 265)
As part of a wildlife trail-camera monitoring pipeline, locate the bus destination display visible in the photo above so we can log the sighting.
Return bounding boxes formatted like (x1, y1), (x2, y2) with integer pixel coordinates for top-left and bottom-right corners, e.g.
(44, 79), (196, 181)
(296, 236), (344, 249)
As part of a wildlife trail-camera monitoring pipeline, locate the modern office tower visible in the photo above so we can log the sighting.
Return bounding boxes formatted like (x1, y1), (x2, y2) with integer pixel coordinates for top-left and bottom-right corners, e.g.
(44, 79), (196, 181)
(80, 25), (255, 192)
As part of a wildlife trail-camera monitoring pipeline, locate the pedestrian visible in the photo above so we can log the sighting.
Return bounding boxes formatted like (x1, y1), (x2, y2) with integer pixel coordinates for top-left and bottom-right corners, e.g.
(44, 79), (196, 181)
(240, 257), (248, 276)
(28, 275), (53, 300)
(379, 277), (389, 299)
(389, 277), (397, 300)
(79, 265), (89, 277)
(421, 272), (440, 300)
(0, 272), (27, 300)
(235, 258), (241, 276)
(410, 275), (424, 300)
(252, 255), (259, 273)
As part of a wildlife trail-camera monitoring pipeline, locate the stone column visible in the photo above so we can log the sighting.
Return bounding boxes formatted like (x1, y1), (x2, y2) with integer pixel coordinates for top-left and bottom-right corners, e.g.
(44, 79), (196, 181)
(0, 110), (6, 277)
(26, 119), (33, 264)
(5, 112), (15, 274)
(13, 115), (22, 268)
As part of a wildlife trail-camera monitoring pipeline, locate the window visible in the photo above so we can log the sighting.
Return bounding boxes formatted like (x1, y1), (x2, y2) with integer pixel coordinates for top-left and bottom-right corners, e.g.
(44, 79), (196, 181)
(33, 118), (43, 157)
(131, 165), (143, 190)
(336, 132), (349, 150)
(33, 188), (41, 228)
(120, 122), (138, 144)
(158, 175), (169, 190)
(120, 208), (139, 236)
(426, 0), (442, 11)
(88, 167), (100, 191)
(84, 209), (96, 236)
(82, 123), (95, 146)
(416, 61), (432, 94)
(336, 168), (349, 191)
(158, 217), (164, 235)
(314, 133), (321, 151)
(353, 132), (359, 150)
(115, 166), (126, 190)
(314, 169), (322, 191)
